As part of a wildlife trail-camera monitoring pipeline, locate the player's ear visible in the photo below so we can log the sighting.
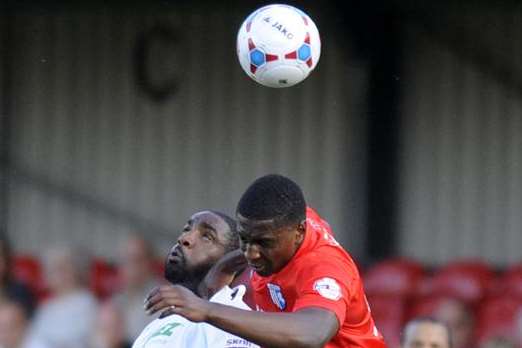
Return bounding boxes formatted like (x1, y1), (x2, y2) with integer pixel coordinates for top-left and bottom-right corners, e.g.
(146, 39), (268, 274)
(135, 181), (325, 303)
(295, 220), (306, 245)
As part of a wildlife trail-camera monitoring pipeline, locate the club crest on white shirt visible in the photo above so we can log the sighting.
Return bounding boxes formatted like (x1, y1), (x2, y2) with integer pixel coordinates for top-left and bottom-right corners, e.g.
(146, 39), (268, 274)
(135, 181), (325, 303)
(313, 277), (342, 301)
(267, 283), (286, 310)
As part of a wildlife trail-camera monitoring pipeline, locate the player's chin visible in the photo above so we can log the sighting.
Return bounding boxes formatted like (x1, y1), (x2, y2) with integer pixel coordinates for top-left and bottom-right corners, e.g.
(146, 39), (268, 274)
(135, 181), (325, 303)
(251, 264), (272, 277)
(164, 266), (184, 284)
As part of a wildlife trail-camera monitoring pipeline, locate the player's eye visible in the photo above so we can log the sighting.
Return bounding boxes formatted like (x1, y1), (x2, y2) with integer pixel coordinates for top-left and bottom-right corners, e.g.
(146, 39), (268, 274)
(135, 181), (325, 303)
(258, 240), (275, 249)
(202, 231), (215, 242)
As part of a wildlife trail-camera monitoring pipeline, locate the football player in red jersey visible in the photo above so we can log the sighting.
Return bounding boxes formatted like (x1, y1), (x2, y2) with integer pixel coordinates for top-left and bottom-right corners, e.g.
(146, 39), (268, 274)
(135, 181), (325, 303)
(145, 174), (386, 348)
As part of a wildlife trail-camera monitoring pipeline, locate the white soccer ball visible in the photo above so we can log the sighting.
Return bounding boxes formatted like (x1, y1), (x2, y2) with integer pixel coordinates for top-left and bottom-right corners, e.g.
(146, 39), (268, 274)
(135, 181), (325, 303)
(237, 4), (321, 88)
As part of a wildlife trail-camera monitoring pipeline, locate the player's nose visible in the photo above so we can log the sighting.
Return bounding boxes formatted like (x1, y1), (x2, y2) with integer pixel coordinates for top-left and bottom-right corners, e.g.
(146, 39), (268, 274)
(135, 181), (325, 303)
(177, 230), (195, 248)
(243, 243), (261, 261)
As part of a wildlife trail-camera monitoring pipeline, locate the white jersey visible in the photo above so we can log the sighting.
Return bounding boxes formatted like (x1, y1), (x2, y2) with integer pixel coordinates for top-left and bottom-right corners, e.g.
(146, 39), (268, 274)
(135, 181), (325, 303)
(132, 285), (259, 348)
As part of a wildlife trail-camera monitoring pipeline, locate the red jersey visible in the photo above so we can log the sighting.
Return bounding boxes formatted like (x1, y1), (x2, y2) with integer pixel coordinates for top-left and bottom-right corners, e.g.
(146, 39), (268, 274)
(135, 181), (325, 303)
(251, 207), (387, 348)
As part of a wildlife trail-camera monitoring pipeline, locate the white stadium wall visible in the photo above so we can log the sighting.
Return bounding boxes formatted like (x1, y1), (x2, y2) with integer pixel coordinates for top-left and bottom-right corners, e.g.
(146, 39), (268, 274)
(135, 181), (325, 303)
(7, 4), (521, 266)
(398, 7), (522, 266)
(6, 9), (369, 259)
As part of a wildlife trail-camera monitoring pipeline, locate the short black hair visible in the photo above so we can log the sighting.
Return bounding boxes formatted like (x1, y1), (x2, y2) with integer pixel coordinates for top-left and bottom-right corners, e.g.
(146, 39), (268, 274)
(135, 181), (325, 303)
(236, 174), (306, 228)
(209, 210), (239, 252)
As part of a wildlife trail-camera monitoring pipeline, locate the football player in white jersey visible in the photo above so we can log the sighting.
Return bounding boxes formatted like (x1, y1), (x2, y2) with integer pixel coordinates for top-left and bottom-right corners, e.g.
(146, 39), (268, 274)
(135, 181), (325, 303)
(132, 210), (258, 348)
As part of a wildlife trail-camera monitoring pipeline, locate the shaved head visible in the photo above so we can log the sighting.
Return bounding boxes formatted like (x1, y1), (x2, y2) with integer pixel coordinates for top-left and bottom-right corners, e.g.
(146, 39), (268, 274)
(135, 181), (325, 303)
(402, 317), (452, 348)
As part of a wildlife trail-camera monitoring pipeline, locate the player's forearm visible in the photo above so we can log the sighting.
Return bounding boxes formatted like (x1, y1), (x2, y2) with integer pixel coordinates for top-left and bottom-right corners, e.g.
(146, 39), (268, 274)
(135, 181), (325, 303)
(198, 249), (247, 299)
(205, 304), (336, 348)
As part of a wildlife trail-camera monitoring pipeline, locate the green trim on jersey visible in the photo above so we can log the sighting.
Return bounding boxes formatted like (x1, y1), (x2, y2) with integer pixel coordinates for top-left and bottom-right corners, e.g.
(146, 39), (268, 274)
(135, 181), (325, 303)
(142, 322), (182, 347)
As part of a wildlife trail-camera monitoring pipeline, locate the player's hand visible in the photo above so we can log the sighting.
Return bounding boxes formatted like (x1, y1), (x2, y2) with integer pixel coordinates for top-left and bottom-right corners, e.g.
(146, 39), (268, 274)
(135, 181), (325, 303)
(199, 249), (247, 299)
(144, 284), (211, 322)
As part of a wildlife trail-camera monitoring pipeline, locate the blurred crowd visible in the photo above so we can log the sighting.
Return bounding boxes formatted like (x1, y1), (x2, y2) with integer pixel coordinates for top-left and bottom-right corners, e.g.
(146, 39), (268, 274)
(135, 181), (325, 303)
(0, 235), (163, 348)
(1, 235), (521, 348)
(364, 259), (522, 348)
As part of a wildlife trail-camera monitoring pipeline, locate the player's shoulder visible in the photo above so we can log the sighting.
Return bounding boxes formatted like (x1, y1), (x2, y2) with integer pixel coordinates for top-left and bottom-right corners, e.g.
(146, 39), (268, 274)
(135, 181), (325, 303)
(300, 242), (356, 269)
(155, 314), (190, 328)
(295, 245), (361, 282)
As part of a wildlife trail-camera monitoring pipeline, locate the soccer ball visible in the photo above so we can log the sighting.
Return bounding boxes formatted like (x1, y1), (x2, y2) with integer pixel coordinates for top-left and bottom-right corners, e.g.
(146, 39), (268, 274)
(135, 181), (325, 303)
(237, 4), (321, 88)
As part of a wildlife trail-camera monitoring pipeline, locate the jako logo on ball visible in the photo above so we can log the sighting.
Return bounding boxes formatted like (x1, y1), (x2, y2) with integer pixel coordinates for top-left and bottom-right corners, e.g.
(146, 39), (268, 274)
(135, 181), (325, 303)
(237, 4), (321, 88)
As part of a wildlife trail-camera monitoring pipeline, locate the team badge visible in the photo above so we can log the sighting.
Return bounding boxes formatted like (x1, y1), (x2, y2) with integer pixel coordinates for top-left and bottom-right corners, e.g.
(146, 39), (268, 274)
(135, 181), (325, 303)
(267, 283), (286, 310)
(313, 277), (342, 301)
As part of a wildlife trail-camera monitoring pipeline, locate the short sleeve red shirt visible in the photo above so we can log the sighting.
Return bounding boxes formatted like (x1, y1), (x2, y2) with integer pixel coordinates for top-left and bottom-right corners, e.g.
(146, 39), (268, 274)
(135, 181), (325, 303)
(251, 207), (387, 348)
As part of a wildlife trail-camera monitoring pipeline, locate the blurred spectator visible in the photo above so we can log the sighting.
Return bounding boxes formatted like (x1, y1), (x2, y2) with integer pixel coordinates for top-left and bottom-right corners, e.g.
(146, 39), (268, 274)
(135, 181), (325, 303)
(0, 238), (35, 317)
(111, 235), (160, 342)
(26, 246), (97, 348)
(401, 317), (451, 348)
(91, 301), (131, 348)
(479, 337), (517, 348)
(516, 308), (522, 348)
(433, 297), (475, 348)
(0, 300), (47, 348)
(0, 300), (30, 348)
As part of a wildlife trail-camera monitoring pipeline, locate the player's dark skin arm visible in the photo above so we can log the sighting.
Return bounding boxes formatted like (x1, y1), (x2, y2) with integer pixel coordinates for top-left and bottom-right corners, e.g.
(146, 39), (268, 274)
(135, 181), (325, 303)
(197, 249), (247, 299)
(145, 284), (339, 348)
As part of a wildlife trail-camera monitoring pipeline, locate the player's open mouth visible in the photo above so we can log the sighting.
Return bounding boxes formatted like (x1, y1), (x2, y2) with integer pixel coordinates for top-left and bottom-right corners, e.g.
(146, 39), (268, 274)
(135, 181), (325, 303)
(249, 263), (264, 272)
(169, 248), (184, 263)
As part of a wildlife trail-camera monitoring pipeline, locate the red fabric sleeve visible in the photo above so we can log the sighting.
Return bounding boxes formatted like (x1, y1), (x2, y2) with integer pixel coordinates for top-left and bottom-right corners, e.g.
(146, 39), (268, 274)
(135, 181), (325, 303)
(292, 258), (354, 326)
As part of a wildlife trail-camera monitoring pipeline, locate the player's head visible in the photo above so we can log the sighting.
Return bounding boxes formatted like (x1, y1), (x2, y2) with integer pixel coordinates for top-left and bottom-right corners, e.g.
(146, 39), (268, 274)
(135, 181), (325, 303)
(164, 210), (238, 291)
(236, 174), (306, 276)
(401, 317), (452, 348)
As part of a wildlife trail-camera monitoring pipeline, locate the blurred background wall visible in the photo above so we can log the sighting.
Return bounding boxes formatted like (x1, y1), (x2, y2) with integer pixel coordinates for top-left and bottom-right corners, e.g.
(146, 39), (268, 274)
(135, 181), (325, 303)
(1, 0), (521, 267)
(397, 2), (522, 266)
(2, 1), (369, 260)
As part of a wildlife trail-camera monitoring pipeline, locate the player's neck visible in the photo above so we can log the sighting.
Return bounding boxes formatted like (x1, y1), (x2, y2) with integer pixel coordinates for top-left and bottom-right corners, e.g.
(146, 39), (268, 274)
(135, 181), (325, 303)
(176, 278), (202, 297)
